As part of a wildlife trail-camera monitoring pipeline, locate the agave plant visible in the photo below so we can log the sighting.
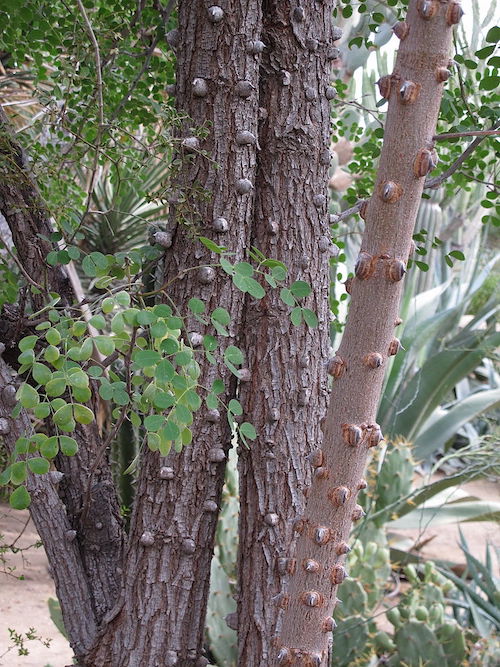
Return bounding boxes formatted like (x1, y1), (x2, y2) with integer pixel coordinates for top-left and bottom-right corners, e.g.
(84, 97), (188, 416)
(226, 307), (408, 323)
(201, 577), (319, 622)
(77, 159), (169, 256)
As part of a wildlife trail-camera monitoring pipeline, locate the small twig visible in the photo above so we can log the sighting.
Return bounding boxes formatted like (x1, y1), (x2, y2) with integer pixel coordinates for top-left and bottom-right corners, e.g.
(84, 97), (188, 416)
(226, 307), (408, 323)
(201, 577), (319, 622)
(0, 234), (45, 291)
(73, 0), (105, 243)
(75, 0), (104, 128)
(425, 121), (500, 189)
(433, 130), (500, 140)
(329, 200), (365, 224)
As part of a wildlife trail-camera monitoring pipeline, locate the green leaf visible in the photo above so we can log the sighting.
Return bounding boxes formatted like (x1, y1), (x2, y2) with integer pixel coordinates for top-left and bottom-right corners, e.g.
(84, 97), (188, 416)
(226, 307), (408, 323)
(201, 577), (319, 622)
(14, 438), (30, 455)
(95, 336), (115, 356)
(161, 420), (180, 441)
(173, 404), (192, 425)
(32, 362), (51, 385)
(45, 328), (61, 345)
(240, 422), (257, 441)
(212, 379), (224, 394)
(115, 291), (131, 307)
(211, 307), (231, 325)
(150, 320), (168, 338)
(147, 432), (161, 451)
(155, 359), (175, 383)
(228, 399), (243, 416)
(82, 252), (108, 277)
(33, 403), (51, 419)
(181, 427), (193, 445)
(10, 485), (31, 510)
(73, 404), (94, 425)
(67, 370), (89, 390)
(188, 298), (205, 314)
(290, 307), (303, 326)
(18, 349), (35, 366)
(19, 335), (38, 351)
(44, 345), (60, 363)
(224, 346), (244, 366)
(144, 415), (165, 431)
(290, 280), (312, 299)
(111, 312), (125, 334)
(16, 383), (40, 408)
(206, 392), (218, 410)
(199, 237), (226, 253)
(40, 436), (60, 459)
(59, 436), (78, 456)
(280, 287), (295, 307)
(485, 26), (500, 43)
(302, 308), (318, 328)
(53, 404), (73, 426)
(10, 461), (27, 485)
(28, 457), (50, 475)
(134, 350), (161, 368)
(234, 262), (253, 277)
(448, 250), (465, 261)
(220, 257), (235, 275)
(45, 377), (67, 397)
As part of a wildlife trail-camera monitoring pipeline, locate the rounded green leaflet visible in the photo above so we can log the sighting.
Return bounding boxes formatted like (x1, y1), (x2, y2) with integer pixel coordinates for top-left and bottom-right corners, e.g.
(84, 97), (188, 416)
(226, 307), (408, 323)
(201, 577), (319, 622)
(16, 383), (40, 408)
(18, 349), (35, 366)
(10, 461), (27, 485)
(53, 403), (72, 426)
(59, 436), (78, 456)
(19, 335), (38, 351)
(44, 345), (60, 364)
(10, 485), (31, 510)
(32, 362), (52, 385)
(28, 457), (50, 475)
(73, 404), (94, 425)
(38, 435), (59, 459)
(45, 328), (61, 345)
(45, 377), (67, 397)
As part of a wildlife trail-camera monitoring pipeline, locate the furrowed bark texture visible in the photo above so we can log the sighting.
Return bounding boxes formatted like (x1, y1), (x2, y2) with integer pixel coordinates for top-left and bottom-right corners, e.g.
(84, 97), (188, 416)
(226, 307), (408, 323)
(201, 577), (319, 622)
(277, 1), (458, 664)
(0, 355), (97, 656)
(86, 1), (262, 665)
(237, 2), (337, 664)
(0, 110), (124, 647)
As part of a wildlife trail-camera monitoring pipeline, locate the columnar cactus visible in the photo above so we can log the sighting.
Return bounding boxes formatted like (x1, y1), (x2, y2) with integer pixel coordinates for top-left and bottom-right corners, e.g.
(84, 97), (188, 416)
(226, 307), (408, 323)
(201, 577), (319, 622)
(277, 2), (461, 663)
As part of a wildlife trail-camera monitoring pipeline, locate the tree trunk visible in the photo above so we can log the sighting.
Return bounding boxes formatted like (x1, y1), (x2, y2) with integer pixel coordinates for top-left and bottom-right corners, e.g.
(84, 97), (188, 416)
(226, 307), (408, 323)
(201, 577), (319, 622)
(86, 1), (262, 664)
(277, 1), (460, 664)
(0, 109), (124, 658)
(0, 355), (97, 656)
(237, 2), (338, 663)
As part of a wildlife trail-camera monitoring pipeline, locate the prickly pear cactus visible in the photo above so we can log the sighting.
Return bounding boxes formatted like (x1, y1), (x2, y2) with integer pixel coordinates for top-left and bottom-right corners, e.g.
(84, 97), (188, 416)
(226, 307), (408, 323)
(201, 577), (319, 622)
(388, 620), (447, 666)
(372, 441), (414, 524)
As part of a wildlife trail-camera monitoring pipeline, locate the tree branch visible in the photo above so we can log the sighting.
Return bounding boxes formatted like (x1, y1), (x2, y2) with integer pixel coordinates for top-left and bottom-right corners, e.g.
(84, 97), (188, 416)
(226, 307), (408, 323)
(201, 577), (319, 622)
(433, 129), (500, 140)
(425, 121), (499, 189)
(0, 353), (97, 658)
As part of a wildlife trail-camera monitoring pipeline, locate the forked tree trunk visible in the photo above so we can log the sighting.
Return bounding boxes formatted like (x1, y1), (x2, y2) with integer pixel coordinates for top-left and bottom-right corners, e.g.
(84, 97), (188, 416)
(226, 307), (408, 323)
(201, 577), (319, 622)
(0, 109), (124, 659)
(86, 1), (262, 664)
(276, 1), (460, 664)
(237, 1), (337, 663)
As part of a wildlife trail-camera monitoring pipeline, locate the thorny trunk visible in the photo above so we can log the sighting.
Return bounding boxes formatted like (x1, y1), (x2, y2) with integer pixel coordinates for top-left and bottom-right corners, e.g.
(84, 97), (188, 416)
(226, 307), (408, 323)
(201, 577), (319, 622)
(0, 109), (124, 660)
(277, 1), (460, 664)
(237, 1), (337, 663)
(86, 1), (262, 664)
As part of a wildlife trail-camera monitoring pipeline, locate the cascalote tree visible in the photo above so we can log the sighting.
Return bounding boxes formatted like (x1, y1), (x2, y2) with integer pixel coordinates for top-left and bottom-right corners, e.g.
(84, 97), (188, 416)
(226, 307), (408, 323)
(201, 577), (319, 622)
(237, 2), (338, 663)
(276, 1), (462, 664)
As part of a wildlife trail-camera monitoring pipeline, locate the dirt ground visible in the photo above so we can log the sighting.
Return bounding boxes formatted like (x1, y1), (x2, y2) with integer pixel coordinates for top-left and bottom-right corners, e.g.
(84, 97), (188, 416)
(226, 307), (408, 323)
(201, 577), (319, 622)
(0, 476), (498, 666)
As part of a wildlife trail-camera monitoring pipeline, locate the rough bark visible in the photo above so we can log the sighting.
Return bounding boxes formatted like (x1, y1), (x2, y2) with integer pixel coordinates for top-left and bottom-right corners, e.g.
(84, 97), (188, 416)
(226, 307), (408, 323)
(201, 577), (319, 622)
(0, 353), (97, 656)
(86, 1), (262, 664)
(0, 109), (124, 648)
(277, 1), (459, 664)
(237, 1), (337, 663)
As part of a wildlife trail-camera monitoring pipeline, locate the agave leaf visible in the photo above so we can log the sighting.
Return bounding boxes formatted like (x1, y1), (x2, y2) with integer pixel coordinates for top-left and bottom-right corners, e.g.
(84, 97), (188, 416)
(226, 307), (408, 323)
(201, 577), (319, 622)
(378, 469), (481, 524)
(458, 529), (499, 600)
(437, 566), (500, 631)
(387, 330), (500, 442)
(389, 499), (500, 530)
(413, 388), (500, 459)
